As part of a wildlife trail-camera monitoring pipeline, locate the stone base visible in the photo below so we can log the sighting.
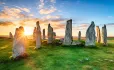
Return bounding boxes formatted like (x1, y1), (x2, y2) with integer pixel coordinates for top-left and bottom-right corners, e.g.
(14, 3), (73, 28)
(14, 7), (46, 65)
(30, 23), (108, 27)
(72, 41), (82, 45)
(12, 53), (28, 60)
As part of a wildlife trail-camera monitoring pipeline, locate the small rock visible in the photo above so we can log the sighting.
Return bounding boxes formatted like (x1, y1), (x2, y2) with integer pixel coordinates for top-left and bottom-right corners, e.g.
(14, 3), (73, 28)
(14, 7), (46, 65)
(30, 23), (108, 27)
(104, 59), (108, 61)
(85, 58), (89, 61)
(109, 60), (114, 62)
(71, 41), (81, 45)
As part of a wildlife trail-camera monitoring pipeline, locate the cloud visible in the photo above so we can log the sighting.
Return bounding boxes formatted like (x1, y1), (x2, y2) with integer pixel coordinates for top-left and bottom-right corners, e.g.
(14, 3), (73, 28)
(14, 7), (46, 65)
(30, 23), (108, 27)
(39, 6), (56, 14)
(106, 23), (114, 26)
(50, 0), (56, 3)
(52, 23), (65, 30)
(39, 0), (45, 9)
(72, 23), (89, 31)
(15, 6), (30, 13)
(0, 6), (32, 21)
(43, 15), (60, 19)
(19, 18), (44, 26)
(19, 17), (66, 30)
(0, 21), (15, 26)
(0, 2), (5, 5)
(0, 14), (67, 29)
(78, 23), (89, 27)
(29, 14), (34, 17)
(50, 18), (67, 22)
(38, 0), (57, 15)
(42, 15), (67, 22)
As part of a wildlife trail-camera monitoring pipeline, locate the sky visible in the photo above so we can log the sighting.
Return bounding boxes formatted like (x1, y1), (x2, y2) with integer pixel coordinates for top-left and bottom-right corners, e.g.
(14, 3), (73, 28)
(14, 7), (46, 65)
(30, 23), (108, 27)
(0, 0), (114, 37)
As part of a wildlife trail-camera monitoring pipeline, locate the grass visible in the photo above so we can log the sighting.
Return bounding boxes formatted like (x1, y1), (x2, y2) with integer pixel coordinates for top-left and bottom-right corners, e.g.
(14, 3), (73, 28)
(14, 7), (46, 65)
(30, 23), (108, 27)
(0, 38), (114, 70)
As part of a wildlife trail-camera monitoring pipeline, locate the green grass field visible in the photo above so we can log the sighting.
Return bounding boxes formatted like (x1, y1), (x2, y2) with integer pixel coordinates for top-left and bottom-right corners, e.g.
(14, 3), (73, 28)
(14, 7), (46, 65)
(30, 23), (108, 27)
(0, 38), (114, 70)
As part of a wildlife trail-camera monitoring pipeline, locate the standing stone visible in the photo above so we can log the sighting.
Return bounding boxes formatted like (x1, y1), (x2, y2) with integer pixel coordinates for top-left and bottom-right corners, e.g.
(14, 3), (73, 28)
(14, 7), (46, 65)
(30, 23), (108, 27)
(36, 21), (41, 49)
(53, 32), (56, 40)
(96, 26), (101, 43)
(78, 31), (81, 41)
(12, 26), (27, 59)
(85, 21), (96, 46)
(63, 19), (72, 45)
(48, 24), (53, 43)
(9, 32), (13, 39)
(101, 25), (107, 45)
(43, 29), (45, 40)
(33, 27), (36, 41)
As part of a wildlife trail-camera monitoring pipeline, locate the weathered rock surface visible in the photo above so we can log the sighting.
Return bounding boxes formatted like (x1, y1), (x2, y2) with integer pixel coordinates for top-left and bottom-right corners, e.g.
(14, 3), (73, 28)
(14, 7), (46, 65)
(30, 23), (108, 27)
(36, 21), (41, 48)
(72, 41), (81, 45)
(85, 21), (96, 46)
(78, 31), (81, 41)
(101, 25), (107, 45)
(96, 26), (101, 43)
(9, 32), (13, 39)
(12, 26), (27, 59)
(33, 27), (36, 41)
(63, 19), (72, 45)
(47, 24), (53, 43)
(43, 29), (45, 40)
(53, 32), (56, 40)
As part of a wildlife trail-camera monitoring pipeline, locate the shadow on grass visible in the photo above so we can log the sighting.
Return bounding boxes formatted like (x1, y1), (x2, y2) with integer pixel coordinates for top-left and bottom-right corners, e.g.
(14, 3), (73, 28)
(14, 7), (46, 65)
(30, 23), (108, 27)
(62, 45), (99, 50)
(42, 40), (62, 47)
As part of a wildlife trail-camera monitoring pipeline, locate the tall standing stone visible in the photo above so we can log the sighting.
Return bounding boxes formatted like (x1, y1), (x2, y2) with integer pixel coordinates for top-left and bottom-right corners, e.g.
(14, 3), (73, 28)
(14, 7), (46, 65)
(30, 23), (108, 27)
(101, 25), (107, 45)
(12, 26), (27, 59)
(63, 19), (72, 45)
(78, 31), (81, 41)
(9, 32), (13, 39)
(48, 24), (53, 43)
(96, 26), (101, 43)
(36, 21), (41, 49)
(85, 21), (96, 46)
(43, 29), (45, 40)
(33, 27), (36, 41)
(53, 32), (56, 40)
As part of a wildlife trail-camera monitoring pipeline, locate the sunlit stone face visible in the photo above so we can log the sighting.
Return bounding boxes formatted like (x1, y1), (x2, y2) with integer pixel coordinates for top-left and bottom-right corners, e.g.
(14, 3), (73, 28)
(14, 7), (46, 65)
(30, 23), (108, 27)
(12, 26), (28, 59)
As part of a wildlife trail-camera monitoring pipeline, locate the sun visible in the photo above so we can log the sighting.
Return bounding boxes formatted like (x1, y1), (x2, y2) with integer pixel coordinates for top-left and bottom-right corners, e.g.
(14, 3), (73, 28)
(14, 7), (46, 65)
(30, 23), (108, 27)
(24, 26), (33, 35)
(24, 31), (32, 35)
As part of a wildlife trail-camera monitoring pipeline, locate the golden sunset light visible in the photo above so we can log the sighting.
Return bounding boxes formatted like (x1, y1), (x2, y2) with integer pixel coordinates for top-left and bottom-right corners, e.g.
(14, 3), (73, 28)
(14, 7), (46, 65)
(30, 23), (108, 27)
(1, 0), (114, 70)
(24, 26), (34, 35)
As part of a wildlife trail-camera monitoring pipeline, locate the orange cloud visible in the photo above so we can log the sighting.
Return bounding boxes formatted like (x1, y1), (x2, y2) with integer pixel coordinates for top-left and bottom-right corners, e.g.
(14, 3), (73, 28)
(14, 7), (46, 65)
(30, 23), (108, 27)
(39, 6), (56, 14)
(0, 21), (15, 26)
(52, 23), (65, 30)
(78, 23), (89, 27)
(72, 23), (89, 31)
(42, 15), (67, 23)
(43, 15), (60, 20)
(15, 6), (30, 13)
(0, 6), (32, 21)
